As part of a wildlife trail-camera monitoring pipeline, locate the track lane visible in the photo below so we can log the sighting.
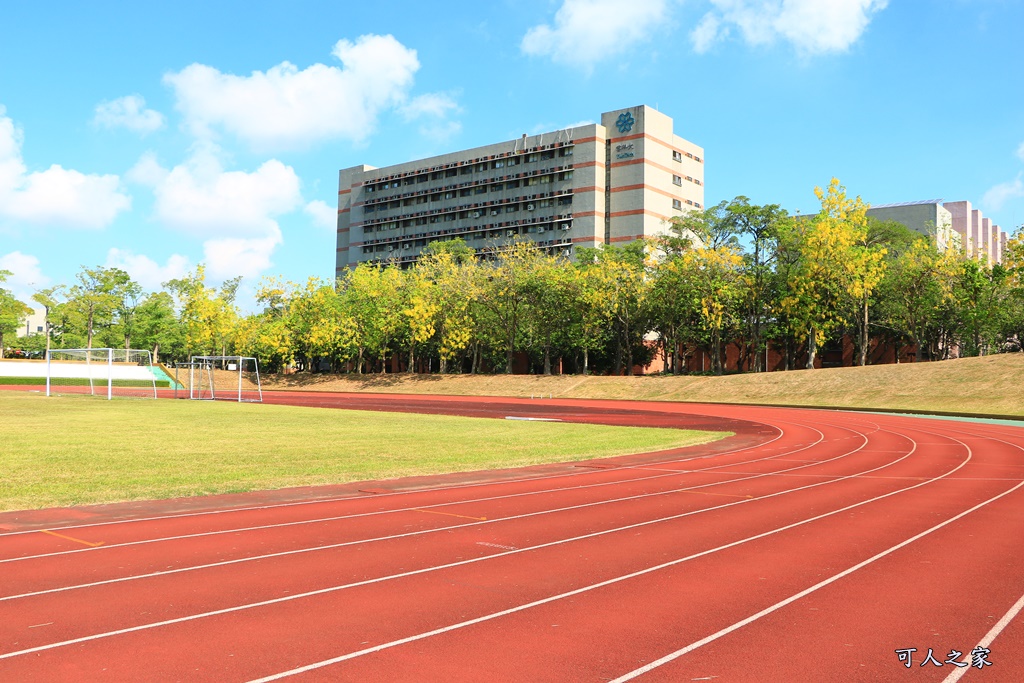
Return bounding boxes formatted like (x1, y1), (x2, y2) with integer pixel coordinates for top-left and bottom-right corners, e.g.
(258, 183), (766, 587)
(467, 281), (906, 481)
(0, 413), (966, 675)
(1, 395), (1021, 681)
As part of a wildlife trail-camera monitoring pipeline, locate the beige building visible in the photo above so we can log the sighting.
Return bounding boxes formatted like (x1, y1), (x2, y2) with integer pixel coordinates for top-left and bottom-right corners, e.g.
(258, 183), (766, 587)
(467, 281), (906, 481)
(336, 105), (704, 273)
(867, 199), (1007, 265)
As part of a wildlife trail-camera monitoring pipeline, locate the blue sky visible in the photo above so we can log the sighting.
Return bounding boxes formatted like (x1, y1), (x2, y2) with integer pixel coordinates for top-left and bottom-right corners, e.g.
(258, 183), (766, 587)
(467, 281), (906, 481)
(1, 0), (1022, 311)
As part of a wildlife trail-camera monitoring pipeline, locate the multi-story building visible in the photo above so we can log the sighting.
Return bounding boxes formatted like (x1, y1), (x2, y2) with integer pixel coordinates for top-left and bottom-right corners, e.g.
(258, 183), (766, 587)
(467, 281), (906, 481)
(867, 199), (1008, 264)
(336, 105), (704, 274)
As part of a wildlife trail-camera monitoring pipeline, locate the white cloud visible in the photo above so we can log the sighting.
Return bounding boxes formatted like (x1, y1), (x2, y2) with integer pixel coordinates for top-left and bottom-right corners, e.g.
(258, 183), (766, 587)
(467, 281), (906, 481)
(521, 0), (668, 70)
(1016, 141), (1024, 163)
(164, 34), (443, 150)
(982, 173), (1024, 212)
(105, 248), (190, 291)
(131, 145), (302, 281)
(0, 106), (131, 229)
(694, 0), (888, 55)
(138, 145), (302, 239)
(304, 200), (337, 231)
(125, 151), (169, 186)
(93, 95), (165, 135)
(399, 93), (459, 121)
(203, 229), (282, 280)
(0, 251), (49, 301)
(691, 12), (727, 54)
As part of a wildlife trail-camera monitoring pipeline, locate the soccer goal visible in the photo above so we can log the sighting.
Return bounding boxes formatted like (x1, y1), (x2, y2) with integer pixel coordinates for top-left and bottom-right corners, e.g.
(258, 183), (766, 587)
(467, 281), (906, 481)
(45, 348), (159, 400)
(177, 356), (262, 403)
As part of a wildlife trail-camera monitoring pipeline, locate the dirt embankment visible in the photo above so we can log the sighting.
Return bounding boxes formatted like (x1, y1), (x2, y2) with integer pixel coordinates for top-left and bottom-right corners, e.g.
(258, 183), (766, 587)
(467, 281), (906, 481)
(261, 354), (1024, 418)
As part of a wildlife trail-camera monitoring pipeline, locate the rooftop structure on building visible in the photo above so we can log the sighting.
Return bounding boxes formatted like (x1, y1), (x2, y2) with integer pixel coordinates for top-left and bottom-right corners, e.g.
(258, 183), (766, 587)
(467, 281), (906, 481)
(867, 199), (1007, 265)
(336, 105), (704, 274)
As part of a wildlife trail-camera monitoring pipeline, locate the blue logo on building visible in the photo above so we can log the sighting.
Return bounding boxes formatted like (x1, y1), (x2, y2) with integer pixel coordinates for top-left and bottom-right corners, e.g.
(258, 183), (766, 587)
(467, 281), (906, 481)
(615, 111), (635, 134)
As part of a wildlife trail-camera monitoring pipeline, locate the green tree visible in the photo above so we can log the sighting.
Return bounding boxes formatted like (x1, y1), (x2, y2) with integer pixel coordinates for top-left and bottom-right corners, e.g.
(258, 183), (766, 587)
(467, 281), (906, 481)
(65, 266), (132, 349)
(728, 198), (788, 372)
(134, 291), (184, 363)
(0, 270), (32, 359)
(31, 285), (65, 354)
(779, 179), (872, 369)
(475, 239), (541, 373)
(165, 266), (240, 357)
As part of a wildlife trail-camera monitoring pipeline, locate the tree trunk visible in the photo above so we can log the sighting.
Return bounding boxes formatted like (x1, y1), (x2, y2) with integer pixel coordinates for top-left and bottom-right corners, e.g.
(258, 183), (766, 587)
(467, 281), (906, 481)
(543, 342), (551, 375)
(153, 342), (160, 365)
(859, 296), (869, 367)
(806, 328), (817, 369)
(408, 346), (415, 374)
(357, 347), (364, 375)
(712, 328), (723, 376)
(582, 348), (589, 376)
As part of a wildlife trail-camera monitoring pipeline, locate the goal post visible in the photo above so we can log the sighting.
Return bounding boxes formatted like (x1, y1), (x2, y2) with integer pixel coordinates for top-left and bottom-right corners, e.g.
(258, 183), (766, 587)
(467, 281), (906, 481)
(45, 348), (160, 399)
(180, 356), (262, 403)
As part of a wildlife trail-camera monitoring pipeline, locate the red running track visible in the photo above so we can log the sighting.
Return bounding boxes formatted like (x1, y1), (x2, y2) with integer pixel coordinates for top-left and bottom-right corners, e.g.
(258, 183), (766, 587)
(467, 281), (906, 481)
(1, 391), (1022, 682)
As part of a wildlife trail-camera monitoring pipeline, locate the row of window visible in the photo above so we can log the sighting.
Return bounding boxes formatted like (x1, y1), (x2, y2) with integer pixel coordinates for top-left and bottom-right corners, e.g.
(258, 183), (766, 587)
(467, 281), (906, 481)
(364, 171), (574, 214)
(672, 198), (701, 210)
(360, 222), (574, 253)
(365, 197), (574, 233)
(671, 149), (703, 163)
(672, 174), (700, 186)
(363, 147), (574, 195)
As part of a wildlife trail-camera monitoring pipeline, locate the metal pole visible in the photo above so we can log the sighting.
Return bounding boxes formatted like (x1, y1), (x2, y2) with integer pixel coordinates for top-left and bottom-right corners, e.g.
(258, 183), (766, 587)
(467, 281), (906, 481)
(107, 348), (113, 400)
(254, 358), (262, 402)
(237, 357), (242, 403)
(45, 349), (51, 397)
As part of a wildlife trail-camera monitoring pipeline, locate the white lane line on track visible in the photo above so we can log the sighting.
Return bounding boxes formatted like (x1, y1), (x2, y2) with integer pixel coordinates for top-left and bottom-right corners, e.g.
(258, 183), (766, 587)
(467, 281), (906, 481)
(941, 591), (1024, 683)
(0, 419), (929, 661)
(609, 419), (1024, 682)
(610, 487), (1024, 681)
(0, 423), (807, 565)
(0, 420), (784, 539)
(241, 425), (983, 682)
(0, 423), (847, 601)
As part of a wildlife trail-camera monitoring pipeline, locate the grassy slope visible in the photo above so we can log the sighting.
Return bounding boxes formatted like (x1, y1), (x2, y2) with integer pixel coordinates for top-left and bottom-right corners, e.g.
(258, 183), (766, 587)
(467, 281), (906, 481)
(0, 393), (725, 511)
(263, 353), (1024, 417)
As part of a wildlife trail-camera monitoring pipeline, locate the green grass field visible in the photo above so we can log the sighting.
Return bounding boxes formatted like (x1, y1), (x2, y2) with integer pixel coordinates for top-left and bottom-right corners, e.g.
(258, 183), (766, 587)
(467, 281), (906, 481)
(0, 392), (727, 512)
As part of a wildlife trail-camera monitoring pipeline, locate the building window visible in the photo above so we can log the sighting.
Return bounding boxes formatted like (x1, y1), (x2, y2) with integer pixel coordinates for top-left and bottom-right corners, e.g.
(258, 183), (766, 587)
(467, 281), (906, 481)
(474, 185), (487, 194)
(507, 179), (520, 188)
(559, 170), (573, 181)
(493, 160), (504, 169)
(672, 199), (682, 210)
(491, 183), (504, 192)
(672, 150), (682, 162)
(541, 150), (555, 160)
(672, 175), (682, 186)
(557, 196), (572, 206)
(559, 147), (573, 157)
(507, 158), (518, 167)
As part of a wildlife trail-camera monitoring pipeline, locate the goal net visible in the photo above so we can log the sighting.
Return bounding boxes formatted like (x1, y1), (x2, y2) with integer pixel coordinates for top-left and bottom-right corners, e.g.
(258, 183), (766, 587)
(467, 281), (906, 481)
(45, 348), (159, 399)
(175, 356), (262, 403)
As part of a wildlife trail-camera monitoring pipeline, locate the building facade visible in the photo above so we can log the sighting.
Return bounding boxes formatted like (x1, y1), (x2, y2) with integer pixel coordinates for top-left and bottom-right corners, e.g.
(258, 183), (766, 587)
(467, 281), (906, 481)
(867, 199), (1008, 265)
(336, 105), (704, 274)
